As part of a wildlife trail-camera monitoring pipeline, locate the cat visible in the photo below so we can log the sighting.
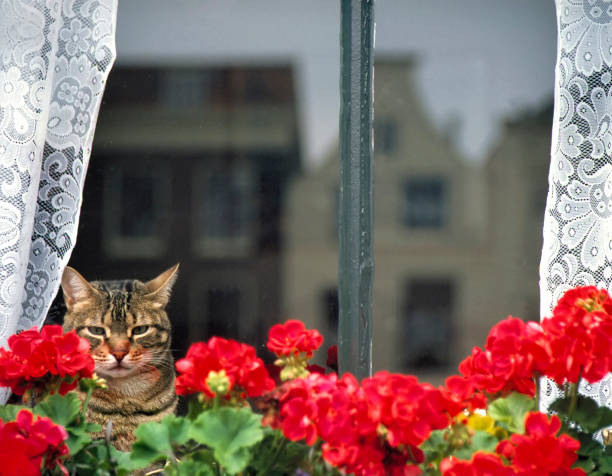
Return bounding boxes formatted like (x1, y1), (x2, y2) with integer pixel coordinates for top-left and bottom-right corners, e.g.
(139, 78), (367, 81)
(60, 264), (179, 451)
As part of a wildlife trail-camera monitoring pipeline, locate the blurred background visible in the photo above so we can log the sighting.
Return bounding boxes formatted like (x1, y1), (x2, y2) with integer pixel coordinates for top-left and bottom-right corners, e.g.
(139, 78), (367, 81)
(66, 0), (557, 383)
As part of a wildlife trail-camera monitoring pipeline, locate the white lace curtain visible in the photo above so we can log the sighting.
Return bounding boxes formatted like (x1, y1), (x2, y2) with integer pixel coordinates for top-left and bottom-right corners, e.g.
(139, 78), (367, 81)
(540, 0), (612, 408)
(0, 0), (116, 354)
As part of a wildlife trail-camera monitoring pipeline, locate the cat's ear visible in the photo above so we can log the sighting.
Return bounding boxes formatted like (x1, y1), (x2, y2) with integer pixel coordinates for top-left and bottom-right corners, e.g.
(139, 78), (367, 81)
(144, 263), (179, 308)
(61, 266), (98, 311)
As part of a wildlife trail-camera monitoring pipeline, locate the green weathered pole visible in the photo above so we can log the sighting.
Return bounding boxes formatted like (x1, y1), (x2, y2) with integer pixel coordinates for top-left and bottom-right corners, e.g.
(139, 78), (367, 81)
(338, 0), (374, 379)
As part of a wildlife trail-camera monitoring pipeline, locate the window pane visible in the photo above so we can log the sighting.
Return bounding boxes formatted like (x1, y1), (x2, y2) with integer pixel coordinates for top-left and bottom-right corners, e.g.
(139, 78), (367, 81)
(403, 280), (453, 369)
(192, 160), (255, 257)
(403, 178), (446, 228)
(62, 2), (555, 387)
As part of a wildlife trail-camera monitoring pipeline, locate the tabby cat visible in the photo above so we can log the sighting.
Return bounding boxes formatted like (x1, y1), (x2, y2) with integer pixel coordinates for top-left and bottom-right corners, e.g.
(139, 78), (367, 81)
(60, 264), (179, 451)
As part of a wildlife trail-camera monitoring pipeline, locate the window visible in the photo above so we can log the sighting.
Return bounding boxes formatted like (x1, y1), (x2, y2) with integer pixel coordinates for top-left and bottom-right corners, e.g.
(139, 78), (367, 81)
(192, 159), (256, 257)
(103, 161), (171, 258)
(403, 177), (447, 229)
(160, 70), (211, 110)
(402, 279), (453, 369)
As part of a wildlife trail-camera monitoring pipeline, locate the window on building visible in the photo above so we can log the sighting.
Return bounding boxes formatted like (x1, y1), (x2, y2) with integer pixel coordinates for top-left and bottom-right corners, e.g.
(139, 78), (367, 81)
(402, 279), (453, 369)
(103, 161), (170, 258)
(403, 177), (447, 229)
(374, 117), (398, 156)
(192, 159), (256, 257)
(160, 70), (211, 110)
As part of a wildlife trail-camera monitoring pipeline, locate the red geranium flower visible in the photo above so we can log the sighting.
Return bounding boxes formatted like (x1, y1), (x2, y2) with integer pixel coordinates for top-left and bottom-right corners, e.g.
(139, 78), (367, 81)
(495, 412), (585, 476)
(175, 337), (275, 398)
(0, 409), (69, 476)
(441, 375), (487, 416)
(0, 325), (94, 397)
(440, 452), (514, 476)
(267, 319), (323, 357)
(458, 316), (551, 396)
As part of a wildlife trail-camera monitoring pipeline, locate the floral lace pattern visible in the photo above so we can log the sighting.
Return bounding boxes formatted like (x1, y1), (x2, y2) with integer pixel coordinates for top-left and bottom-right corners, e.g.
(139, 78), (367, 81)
(541, 0), (612, 410)
(0, 0), (116, 400)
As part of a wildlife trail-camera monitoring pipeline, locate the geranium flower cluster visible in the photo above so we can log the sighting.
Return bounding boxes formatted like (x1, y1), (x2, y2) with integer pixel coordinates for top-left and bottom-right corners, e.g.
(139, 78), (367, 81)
(541, 286), (612, 384)
(175, 336), (275, 399)
(458, 316), (550, 396)
(0, 325), (94, 397)
(276, 370), (459, 476)
(267, 319), (324, 380)
(440, 412), (585, 476)
(0, 409), (69, 476)
(458, 286), (612, 395)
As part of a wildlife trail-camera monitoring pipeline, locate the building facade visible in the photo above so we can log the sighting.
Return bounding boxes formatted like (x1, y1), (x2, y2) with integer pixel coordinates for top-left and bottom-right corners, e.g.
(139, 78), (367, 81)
(283, 59), (550, 380)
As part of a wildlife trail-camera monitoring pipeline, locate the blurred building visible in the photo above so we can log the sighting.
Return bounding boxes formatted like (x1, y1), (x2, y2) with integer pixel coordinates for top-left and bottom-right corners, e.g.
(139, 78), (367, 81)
(283, 58), (550, 380)
(68, 65), (301, 356)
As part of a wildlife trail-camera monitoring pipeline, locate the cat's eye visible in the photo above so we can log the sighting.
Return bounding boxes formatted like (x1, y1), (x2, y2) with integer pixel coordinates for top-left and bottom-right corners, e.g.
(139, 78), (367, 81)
(87, 326), (106, 336)
(132, 325), (150, 335)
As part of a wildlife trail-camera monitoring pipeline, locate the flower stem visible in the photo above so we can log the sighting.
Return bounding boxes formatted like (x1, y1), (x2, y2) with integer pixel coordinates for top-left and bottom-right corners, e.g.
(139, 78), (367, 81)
(567, 372), (582, 420)
(81, 386), (94, 419)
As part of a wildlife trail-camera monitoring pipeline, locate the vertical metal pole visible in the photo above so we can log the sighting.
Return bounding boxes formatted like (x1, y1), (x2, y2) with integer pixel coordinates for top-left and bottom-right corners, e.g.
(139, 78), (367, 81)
(338, 0), (374, 379)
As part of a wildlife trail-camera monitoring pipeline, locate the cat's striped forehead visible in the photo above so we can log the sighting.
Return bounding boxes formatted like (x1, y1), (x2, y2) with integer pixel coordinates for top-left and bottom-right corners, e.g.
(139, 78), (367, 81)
(88, 279), (162, 326)
(92, 281), (135, 324)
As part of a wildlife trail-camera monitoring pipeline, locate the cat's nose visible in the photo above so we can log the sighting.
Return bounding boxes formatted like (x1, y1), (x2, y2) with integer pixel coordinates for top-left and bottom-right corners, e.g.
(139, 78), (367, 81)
(111, 350), (128, 362)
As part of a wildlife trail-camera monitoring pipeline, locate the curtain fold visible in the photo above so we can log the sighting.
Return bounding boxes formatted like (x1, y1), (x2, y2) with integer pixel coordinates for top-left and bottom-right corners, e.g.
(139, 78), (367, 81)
(540, 0), (612, 409)
(0, 0), (117, 399)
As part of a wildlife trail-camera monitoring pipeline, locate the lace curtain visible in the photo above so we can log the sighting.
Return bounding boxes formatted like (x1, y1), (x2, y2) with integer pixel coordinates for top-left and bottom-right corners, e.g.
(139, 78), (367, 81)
(540, 0), (612, 409)
(0, 0), (117, 398)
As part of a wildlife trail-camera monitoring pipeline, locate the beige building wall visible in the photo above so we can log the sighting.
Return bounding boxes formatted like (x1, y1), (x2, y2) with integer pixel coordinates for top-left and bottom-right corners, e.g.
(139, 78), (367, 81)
(283, 59), (551, 382)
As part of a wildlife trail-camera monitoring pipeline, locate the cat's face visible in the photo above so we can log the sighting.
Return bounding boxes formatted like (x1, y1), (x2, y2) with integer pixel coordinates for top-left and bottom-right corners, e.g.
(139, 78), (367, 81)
(61, 265), (179, 380)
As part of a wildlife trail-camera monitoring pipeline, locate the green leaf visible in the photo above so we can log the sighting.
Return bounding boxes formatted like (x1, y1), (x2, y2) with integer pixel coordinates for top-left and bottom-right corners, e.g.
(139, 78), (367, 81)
(550, 395), (612, 433)
(575, 432), (604, 458)
(110, 445), (149, 475)
(63, 440), (125, 476)
(189, 407), (264, 475)
(470, 430), (499, 452)
(452, 431), (498, 460)
(573, 459), (596, 472)
(168, 455), (216, 476)
(0, 404), (25, 421)
(248, 430), (309, 475)
(65, 425), (93, 455)
(598, 454), (612, 474)
(34, 392), (81, 427)
(130, 415), (190, 467)
(420, 429), (448, 462)
(487, 392), (535, 433)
